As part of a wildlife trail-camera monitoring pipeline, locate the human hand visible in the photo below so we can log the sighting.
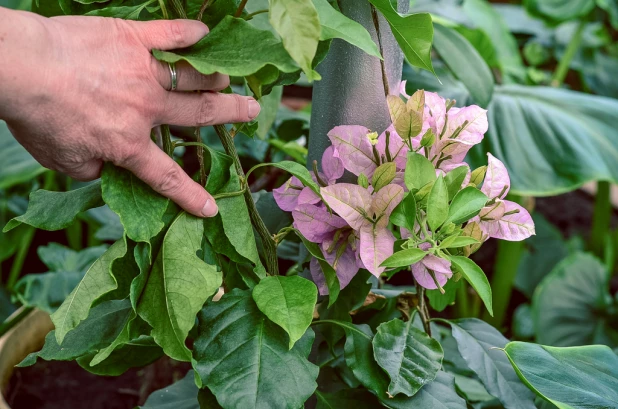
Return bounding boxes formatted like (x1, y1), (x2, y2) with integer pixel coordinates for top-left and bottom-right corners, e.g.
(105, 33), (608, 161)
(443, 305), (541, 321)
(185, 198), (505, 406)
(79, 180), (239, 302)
(0, 9), (260, 217)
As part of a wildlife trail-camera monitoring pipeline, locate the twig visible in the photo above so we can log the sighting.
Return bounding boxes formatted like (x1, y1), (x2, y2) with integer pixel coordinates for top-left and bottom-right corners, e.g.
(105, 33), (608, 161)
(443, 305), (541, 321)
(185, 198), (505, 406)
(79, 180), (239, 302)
(370, 5), (390, 97)
(214, 125), (279, 276)
(196, 0), (214, 22)
(415, 283), (432, 337)
(234, 0), (249, 17)
(195, 127), (206, 186)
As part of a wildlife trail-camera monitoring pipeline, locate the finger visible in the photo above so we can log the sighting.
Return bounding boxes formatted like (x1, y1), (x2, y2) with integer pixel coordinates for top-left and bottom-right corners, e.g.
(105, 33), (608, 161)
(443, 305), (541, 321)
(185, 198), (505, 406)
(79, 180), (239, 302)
(154, 60), (230, 91)
(122, 142), (218, 218)
(132, 19), (209, 50)
(157, 92), (261, 127)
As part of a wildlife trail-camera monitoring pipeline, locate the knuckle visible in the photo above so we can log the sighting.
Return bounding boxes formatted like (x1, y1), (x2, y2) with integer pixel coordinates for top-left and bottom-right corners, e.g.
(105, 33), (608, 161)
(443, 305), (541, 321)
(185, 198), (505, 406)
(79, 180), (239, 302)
(157, 164), (185, 195)
(166, 20), (186, 45)
(197, 94), (216, 125)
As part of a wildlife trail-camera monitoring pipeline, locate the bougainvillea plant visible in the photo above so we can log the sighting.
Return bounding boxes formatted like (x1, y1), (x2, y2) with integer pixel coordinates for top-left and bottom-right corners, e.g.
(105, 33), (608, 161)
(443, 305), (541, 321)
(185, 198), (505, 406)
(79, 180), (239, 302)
(6, 0), (618, 408)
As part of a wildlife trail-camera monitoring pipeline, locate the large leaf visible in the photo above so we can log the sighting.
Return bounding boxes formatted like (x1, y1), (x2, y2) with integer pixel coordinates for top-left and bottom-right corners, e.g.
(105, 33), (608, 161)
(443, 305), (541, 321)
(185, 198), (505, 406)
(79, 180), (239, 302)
(51, 239), (128, 344)
(193, 289), (318, 409)
(19, 299), (133, 367)
(154, 16), (299, 77)
(469, 85), (618, 196)
(504, 342), (618, 409)
(137, 212), (222, 362)
(312, 0), (380, 59)
(372, 318), (444, 397)
(3, 181), (103, 232)
(252, 275), (317, 349)
(368, 0), (435, 74)
(269, 0), (321, 80)
(445, 319), (536, 409)
(524, 0), (595, 23)
(101, 163), (168, 251)
(141, 371), (201, 409)
(433, 24), (494, 107)
(0, 121), (46, 189)
(532, 252), (617, 347)
(445, 187), (487, 226)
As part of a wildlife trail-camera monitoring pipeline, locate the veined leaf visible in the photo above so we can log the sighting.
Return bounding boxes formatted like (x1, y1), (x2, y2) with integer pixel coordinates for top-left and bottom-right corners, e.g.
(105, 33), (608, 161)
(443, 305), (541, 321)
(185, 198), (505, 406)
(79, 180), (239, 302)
(193, 289), (318, 409)
(368, 0), (434, 74)
(404, 152), (436, 192)
(154, 16), (299, 77)
(444, 165), (469, 200)
(269, 0), (321, 81)
(380, 248), (426, 268)
(312, 0), (381, 59)
(51, 239), (128, 344)
(449, 256), (492, 316)
(252, 275), (318, 349)
(137, 212), (222, 362)
(141, 370), (203, 409)
(0, 120), (46, 189)
(504, 342), (618, 409)
(78, 335), (162, 376)
(445, 187), (487, 226)
(373, 318), (443, 397)
(427, 175), (448, 230)
(3, 182), (103, 233)
(390, 192), (417, 231)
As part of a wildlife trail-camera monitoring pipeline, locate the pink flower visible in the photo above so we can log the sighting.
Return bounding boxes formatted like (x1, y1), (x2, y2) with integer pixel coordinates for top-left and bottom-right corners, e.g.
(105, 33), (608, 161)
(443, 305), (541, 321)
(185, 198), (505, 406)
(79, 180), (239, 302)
(411, 244), (453, 290)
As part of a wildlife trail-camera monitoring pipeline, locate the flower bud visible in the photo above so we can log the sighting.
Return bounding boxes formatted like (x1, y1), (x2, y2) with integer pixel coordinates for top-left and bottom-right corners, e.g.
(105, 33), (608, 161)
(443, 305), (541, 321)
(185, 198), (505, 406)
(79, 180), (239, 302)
(358, 173), (369, 189)
(420, 129), (435, 148)
(367, 131), (379, 146)
(469, 166), (487, 187)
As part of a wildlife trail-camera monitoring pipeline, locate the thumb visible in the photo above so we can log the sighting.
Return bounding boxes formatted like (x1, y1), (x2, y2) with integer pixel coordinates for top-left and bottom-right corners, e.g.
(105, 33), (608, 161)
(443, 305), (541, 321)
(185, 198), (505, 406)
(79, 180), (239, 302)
(122, 141), (218, 218)
(132, 19), (209, 51)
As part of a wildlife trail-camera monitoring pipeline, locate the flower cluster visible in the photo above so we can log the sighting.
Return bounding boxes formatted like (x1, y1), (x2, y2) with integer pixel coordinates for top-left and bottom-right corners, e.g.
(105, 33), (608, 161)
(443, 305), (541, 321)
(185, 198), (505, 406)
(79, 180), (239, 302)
(274, 83), (535, 295)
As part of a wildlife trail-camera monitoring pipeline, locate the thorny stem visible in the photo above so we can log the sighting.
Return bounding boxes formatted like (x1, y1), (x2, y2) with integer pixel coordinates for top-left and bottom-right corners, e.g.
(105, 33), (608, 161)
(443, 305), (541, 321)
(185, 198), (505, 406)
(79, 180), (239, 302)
(234, 0), (249, 17)
(370, 5), (389, 97)
(214, 125), (279, 276)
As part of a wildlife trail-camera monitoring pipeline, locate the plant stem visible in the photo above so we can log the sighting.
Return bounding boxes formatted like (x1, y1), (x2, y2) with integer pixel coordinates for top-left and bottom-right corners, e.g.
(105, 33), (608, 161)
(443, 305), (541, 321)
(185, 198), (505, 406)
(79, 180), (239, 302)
(66, 222), (82, 250)
(195, 127), (206, 186)
(370, 5), (389, 97)
(552, 20), (585, 87)
(157, 0), (169, 19)
(0, 306), (33, 338)
(415, 283), (432, 337)
(6, 227), (35, 290)
(214, 125), (279, 276)
(162, 125), (174, 157)
(234, 0), (249, 17)
(196, 0), (214, 24)
(591, 181), (611, 258)
(455, 281), (469, 318)
(244, 9), (268, 19)
(483, 238), (525, 328)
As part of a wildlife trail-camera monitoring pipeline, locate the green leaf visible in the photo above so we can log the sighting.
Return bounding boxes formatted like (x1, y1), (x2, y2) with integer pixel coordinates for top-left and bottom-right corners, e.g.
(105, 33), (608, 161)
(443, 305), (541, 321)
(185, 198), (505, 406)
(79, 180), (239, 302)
(372, 162), (397, 192)
(426, 278), (460, 312)
(373, 318), (444, 397)
(444, 165), (469, 200)
(154, 16), (299, 77)
(390, 192), (417, 231)
(449, 256), (492, 316)
(445, 319), (536, 409)
(293, 229), (340, 306)
(269, 0), (321, 81)
(101, 163), (168, 252)
(504, 342), (618, 409)
(368, 0), (435, 74)
(468, 85), (618, 196)
(193, 289), (318, 409)
(380, 248), (426, 268)
(404, 152), (436, 192)
(315, 389), (381, 409)
(84, 1), (153, 18)
(141, 371), (201, 409)
(433, 24), (494, 108)
(51, 239), (128, 344)
(0, 120), (46, 189)
(252, 275), (318, 349)
(251, 160), (322, 197)
(439, 236), (479, 249)
(312, 0), (381, 59)
(524, 0), (595, 23)
(3, 182), (103, 233)
(78, 335), (162, 376)
(19, 299), (132, 367)
(445, 187), (487, 226)
(256, 86), (283, 139)
(137, 212), (222, 362)
(427, 175), (448, 231)
(532, 252), (617, 347)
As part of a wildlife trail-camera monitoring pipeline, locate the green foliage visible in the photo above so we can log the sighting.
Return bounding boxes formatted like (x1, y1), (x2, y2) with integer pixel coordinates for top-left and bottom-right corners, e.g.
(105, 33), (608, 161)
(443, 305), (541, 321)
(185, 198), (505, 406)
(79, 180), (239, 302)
(390, 192), (417, 230)
(450, 257), (493, 316)
(504, 342), (618, 409)
(141, 371), (201, 409)
(524, 0), (595, 23)
(252, 275), (317, 349)
(427, 175), (448, 231)
(372, 318), (443, 397)
(445, 187), (487, 226)
(193, 289), (318, 409)
(0, 121), (46, 189)
(404, 152), (436, 192)
(3, 181), (103, 232)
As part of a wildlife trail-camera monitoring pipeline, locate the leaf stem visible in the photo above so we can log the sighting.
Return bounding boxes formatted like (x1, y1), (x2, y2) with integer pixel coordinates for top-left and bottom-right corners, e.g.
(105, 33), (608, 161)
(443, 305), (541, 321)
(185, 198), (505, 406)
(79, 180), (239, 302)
(552, 20), (585, 87)
(243, 9), (268, 19)
(196, 0), (214, 21)
(214, 125), (279, 276)
(234, 0), (249, 18)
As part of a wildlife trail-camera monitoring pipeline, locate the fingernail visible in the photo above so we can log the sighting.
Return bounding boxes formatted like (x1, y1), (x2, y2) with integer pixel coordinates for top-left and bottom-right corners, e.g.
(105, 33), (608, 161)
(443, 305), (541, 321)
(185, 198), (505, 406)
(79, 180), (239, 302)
(248, 99), (261, 119)
(202, 199), (218, 218)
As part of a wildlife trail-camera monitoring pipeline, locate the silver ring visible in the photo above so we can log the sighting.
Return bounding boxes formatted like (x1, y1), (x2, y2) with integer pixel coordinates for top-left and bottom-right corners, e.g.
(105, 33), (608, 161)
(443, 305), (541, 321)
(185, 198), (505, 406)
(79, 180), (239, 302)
(167, 62), (177, 91)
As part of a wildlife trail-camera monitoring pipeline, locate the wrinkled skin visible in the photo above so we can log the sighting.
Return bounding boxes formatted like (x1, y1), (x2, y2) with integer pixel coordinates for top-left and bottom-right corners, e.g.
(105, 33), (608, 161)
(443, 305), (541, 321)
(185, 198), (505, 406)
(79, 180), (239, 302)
(0, 7), (261, 217)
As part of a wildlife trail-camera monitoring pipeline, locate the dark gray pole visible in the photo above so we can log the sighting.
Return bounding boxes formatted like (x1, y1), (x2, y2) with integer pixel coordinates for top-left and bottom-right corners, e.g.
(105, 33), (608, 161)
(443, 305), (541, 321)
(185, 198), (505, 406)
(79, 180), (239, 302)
(308, 0), (408, 167)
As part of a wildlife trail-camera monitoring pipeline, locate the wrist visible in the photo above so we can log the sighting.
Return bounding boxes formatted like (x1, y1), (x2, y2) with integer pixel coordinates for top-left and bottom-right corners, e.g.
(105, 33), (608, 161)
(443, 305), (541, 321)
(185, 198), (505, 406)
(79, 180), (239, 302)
(0, 7), (54, 122)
